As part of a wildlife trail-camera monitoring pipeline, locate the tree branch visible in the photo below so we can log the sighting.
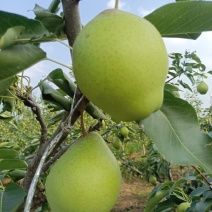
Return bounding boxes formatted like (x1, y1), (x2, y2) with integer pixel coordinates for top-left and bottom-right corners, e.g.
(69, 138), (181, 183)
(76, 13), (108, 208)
(192, 165), (212, 189)
(19, 1), (91, 210)
(42, 138), (78, 172)
(17, 88), (48, 145)
(61, 0), (82, 47)
(23, 94), (88, 211)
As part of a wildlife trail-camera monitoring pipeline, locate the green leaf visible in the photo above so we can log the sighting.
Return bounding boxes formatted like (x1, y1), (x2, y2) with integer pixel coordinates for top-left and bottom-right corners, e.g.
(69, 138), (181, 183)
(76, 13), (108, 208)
(190, 52), (201, 63)
(0, 182), (26, 212)
(169, 176), (196, 194)
(48, 110), (67, 126)
(34, 4), (56, 19)
(0, 26), (25, 49)
(192, 63), (206, 72)
(0, 142), (14, 148)
(167, 71), (177, 78)
(0, 173), (4, 181)
(190, 186), (210, 197)
(9, 169), (26, 180)
(178, 80), (192, 92)
(0, 44), (46, 81)
(47, 68), (77, 97)
(186, 73), (195, 85)
(144, 189), (170, 212)
(145, 2), (212, 39)
(164, 84), (179, 92)
(139, 91), (212, 173)
(46, 0), (61, 13)
(2, 89), (16, 112)
(0, 159), (27, 171)
(0, 111), (14, 120)
(185, 66), (193, 73)
(0, 149), (19, 159)
(40, 81), (71, 111)
(33, 4), (65, 39)
(48, 69), (107, 119)
(0, 11), (49, 43)
(154, 199), (176, 212)
(191, 199), (212, 212)
(0, 76), (16, 95)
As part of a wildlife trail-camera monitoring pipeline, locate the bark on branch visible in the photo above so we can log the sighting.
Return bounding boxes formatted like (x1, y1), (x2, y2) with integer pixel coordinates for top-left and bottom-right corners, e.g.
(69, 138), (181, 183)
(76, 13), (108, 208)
(19, 1), (90, 210)
(62, 0), (82, 47)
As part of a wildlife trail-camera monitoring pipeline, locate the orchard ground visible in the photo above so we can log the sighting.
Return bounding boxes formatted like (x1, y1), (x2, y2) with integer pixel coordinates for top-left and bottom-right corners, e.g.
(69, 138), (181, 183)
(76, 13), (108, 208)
(111, 148), (189, 211)
(112, 165), (189, 211)
(112, 177), (153, 212)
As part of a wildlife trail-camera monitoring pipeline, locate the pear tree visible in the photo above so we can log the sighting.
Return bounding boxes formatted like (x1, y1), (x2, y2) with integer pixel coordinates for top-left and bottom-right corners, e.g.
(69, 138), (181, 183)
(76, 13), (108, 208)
(0, 0), (212, 211)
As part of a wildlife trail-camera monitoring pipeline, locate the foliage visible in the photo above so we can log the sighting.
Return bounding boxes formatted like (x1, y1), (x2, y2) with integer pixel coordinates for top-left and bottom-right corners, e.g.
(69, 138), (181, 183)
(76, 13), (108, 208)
(167, 51), (210, 91)
(145, 168), (212, 211)
(0, 0), (212, 211)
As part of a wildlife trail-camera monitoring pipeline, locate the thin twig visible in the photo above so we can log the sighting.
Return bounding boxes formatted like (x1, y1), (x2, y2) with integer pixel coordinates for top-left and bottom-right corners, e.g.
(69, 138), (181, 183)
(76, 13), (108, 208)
(89, 119), (103, 132)
(121, 160), (142, 175)
(46, 58), (72, 70)
(42, 138), (79, 172)
(24, 132), (63, 212)
(17, 88), (48, 144)
(24, 95), (86, 211)
(192, 165), (212, 189)
(166, 75), (178, 83)
(21, 1), (90, 210)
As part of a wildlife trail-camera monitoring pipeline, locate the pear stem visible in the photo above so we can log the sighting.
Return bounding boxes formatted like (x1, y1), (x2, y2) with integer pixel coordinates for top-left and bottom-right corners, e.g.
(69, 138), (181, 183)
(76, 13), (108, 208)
(80, 111), (87, 137)
(115, 0), (119, 9)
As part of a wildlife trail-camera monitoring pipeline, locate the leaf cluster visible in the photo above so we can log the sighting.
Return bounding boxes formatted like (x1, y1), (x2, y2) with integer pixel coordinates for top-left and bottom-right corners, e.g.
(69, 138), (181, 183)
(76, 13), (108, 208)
(0, 1), (212, 211)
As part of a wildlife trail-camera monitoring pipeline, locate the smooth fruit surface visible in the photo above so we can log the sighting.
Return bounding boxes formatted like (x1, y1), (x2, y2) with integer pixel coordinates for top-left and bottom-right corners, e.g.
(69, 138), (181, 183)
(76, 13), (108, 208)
(176, 202), (191, 212)
(113, 139), (122, 149)
(140, 156), (147, 164)
(149, 175), (157, 185)
(46, 132), (122, 212)
(197, 81), (208, 95)
(120, 126), (129, 138)
(73, 9), (168, 122)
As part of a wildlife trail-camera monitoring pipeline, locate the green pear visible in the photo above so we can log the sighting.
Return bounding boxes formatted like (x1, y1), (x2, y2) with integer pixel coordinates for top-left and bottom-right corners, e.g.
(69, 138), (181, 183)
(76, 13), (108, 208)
(45, 132), (122, 212)
(140, 156), (147, 164)
(149, 175), (157, 186)
(176, 202), (191, 212)
(73, 9), (168, 122)
(112, 139), (122, 150)
(120, 126), (129, 138)
(197, 81), (208, 95)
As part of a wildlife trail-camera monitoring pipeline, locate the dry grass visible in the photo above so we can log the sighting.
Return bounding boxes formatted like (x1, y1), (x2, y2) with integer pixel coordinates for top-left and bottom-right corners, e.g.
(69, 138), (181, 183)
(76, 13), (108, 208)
(112, 177), (153, 212)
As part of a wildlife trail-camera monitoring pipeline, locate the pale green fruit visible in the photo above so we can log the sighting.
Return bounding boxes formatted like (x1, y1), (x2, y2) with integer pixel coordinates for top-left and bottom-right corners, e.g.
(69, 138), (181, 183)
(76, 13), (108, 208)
(197, 81), (208, 95)
(176, 202), (191, 212)
(113, 139), (122, 149)
(73, 9), (168, 122)
(120, 126), (129, 138)
(140, 156), (147, 164)
(149, 175), (157, 186)
(46, 132), (122, 212)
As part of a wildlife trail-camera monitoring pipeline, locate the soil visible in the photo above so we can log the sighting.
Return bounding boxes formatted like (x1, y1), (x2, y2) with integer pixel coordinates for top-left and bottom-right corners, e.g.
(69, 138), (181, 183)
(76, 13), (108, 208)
(111, 165), (190, 212)
(112, 177), (154, 212)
